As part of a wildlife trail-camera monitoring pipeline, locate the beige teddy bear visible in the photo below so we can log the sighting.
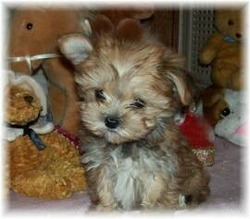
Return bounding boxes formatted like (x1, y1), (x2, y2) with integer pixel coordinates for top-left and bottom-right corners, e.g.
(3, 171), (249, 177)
(199, 8), (244, 90)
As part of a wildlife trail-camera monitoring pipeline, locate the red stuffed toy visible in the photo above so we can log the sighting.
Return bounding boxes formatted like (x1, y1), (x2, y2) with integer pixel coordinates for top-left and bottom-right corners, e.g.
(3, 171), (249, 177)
(176, 112), (215, 166)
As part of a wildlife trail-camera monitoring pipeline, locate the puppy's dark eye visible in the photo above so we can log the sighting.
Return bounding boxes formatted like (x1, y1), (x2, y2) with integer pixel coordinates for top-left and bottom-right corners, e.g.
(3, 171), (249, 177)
(220, 107), (230, 119)
(95, 89), (106, 101)
(130, 98), (145, 109)
(26, 23), (34, 30)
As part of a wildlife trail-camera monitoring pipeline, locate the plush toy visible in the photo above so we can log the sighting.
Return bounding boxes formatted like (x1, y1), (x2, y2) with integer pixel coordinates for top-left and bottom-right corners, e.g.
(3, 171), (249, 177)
(199, 8), (244, 90)
(7, 8), (92, 135)
(5, 71), (87, 199)
(98, 7), (154, 25)
(201, 86), (247, 147)
(175, 109), (215, 166)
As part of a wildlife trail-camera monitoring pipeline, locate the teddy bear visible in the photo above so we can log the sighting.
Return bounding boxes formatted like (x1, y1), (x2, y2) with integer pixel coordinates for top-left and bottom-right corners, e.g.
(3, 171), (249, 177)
(200, 86), (247, 147)
(199, 8), (243, 90)
(5, 71), (87, 199)
(7, 7), (93, 135)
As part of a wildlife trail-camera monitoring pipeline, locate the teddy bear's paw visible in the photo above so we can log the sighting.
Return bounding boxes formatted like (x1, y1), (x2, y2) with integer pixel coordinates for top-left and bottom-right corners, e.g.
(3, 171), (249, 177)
(64, 166), (88, 192)
(11, 171), (75, 199)
(199, 49), (216, 65)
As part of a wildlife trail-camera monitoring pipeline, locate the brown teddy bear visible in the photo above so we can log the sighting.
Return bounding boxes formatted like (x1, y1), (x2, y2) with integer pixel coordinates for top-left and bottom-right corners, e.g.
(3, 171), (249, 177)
(199, 8), (244, 90)
(5, 71), (87, 199)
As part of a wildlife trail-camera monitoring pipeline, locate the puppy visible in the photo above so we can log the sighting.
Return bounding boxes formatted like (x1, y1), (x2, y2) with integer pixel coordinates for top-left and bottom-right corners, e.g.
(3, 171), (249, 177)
(59, 16), (210, 211)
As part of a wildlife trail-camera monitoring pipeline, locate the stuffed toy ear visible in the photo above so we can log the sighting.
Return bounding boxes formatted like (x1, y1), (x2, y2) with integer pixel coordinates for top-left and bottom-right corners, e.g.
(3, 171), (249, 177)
(58, 34), (93, 65)
(116, 18), (143, 41)
(133, 9), (154, 20)
(99, 7), (154, 25)
(90, 15), (114, 35)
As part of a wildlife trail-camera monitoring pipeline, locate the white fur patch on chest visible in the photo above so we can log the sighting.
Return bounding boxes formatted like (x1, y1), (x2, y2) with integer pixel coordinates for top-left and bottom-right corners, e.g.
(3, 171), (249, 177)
(109, 145), (167, 209)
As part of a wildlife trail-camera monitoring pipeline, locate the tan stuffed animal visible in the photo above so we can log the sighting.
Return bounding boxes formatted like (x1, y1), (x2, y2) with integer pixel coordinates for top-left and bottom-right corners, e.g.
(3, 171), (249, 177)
(5, 71), (87, 199)
(201, 85), (246, 146)
(8, 8), (92, 135)
(199, 8), (244, 90)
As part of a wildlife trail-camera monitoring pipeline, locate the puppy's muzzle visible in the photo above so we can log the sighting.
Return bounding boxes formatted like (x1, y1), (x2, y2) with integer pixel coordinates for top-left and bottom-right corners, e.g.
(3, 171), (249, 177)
(105, 116), (120, 129)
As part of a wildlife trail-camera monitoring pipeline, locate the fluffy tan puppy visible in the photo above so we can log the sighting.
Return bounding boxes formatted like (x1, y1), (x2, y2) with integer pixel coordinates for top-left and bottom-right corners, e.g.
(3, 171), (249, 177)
(59, 16), (209, 211)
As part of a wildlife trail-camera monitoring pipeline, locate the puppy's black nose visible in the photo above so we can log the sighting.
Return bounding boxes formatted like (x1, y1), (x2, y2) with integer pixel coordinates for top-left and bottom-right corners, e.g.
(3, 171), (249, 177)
(105, 117), (120, 129)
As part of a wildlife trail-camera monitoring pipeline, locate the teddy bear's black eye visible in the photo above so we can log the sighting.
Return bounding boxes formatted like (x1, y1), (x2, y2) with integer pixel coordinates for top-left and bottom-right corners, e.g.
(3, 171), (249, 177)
(26, 23), (33, 30)
(228, 19), (234, 26)
(95, 89), (106, 101)
(130, 98), (145, 109)
(220, 107), (231, 119)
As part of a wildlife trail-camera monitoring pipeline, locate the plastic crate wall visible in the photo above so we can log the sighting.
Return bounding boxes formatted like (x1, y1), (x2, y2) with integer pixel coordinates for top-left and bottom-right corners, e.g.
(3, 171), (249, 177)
(179, 8), (215, 90)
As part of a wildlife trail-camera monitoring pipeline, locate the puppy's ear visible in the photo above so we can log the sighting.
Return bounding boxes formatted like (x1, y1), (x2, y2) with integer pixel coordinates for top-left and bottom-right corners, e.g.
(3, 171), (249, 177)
(167, 72), (192, 106)
(116, 18), (143, 41)
(163, 51), (192, 106)
(58, 34), (93, 65)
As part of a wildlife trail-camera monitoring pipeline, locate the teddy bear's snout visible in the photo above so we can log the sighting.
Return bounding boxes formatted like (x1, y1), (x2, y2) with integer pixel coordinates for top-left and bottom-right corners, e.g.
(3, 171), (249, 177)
(235, 33), (241, 39)
(23, 95), (34, 105)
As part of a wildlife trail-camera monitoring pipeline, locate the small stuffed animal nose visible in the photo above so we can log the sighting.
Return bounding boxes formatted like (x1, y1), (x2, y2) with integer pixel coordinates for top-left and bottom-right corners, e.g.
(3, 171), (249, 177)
(235, 33), (241, 38)
(24, 95), (34, 104)
(105, 116), (120, 129)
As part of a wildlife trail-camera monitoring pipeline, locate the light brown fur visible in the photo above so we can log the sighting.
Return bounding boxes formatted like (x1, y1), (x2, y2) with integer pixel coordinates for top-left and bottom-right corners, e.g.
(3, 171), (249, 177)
(59, 17), (209, 211)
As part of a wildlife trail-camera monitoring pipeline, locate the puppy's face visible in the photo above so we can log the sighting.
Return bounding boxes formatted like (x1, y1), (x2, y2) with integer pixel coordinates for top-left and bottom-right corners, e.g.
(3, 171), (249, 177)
(59, 18), (191, 144)
(75, 45), (175, 144)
